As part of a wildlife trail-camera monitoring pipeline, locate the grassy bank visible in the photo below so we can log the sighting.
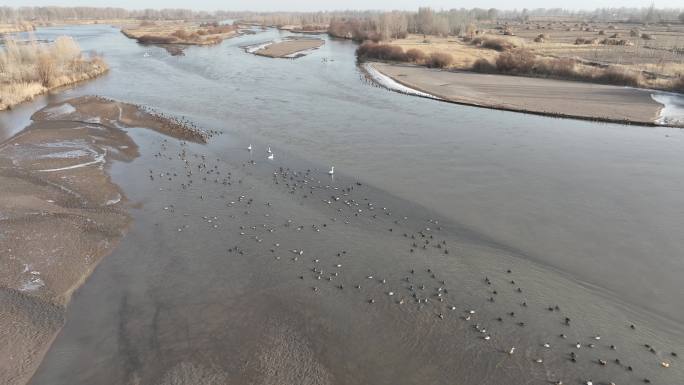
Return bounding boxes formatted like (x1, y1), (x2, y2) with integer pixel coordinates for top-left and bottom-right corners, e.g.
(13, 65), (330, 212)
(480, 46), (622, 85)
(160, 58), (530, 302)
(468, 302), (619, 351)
(0, 22), (35, 34)
(358, 35), (684, 93)
(121, 21), (238, 45)
(0, 36), (108, 110)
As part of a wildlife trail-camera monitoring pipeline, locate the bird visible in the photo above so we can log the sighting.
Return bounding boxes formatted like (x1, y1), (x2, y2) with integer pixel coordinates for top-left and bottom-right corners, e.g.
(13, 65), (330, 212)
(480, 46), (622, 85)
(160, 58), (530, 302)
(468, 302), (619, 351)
(328, 166), (334, 175)
(267, 146), (272, 154)
(247, 144), (252, 151)
(267, 153), (274, 160)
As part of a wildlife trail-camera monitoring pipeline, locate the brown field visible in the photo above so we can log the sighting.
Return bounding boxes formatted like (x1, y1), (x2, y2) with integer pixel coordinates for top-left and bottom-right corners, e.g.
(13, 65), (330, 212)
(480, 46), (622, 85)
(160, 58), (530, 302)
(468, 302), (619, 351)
(387, 34), (501, 70)
(382, 20), (684, 92)
(254, 38), (324, 58)
(498, 18), (684, 78)
(121, 20), (238, 46)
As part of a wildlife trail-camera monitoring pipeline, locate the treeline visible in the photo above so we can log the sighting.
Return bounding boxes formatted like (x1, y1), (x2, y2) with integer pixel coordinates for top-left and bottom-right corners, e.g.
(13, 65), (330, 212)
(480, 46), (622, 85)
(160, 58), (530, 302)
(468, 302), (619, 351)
(498, 7), (684, 23)
(0, 6), (209, 23)
(328, 8), (494, 42)
(2, 6), (682, 26)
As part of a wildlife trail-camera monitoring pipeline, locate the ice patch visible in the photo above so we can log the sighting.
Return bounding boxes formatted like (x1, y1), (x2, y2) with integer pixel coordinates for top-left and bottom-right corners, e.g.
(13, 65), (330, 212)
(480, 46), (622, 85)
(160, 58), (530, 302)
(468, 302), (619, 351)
(44, 103), (76, 117)
(363, 63), (441, 100)
(37, 149), (107, 172)
(19, 271), (45, 292)
(106, 193), (121, 206)
(283, 46), (321, 58)
(244, 41), (273, 53)
(37, 149), (91, 160)
(652, 92), (684, 126)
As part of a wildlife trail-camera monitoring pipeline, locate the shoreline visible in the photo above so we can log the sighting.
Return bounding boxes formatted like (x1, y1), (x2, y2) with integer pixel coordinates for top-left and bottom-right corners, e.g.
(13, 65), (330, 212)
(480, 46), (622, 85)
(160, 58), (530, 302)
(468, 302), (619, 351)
(252, 38), (325, 58)
(366, 62), (683, 127)
(0, 66), (109, 112)
(0, 96), (206, 385)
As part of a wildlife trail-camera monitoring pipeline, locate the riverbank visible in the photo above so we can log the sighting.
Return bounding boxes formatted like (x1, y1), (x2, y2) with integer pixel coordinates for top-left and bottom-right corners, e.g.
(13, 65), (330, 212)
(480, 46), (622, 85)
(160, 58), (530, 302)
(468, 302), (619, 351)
(253, 38), (324, 58)
(368, 62), (674, 126)
(121, 21), (238, 46)
(0, 22), (35, 34)
(0, 37), (108, 111)
(0, 96), (205, 385)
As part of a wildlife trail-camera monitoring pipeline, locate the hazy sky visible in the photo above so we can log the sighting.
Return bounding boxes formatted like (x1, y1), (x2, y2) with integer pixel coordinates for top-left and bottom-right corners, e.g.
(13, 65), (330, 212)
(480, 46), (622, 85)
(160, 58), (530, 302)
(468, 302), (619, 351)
(3, 1), (680, 12)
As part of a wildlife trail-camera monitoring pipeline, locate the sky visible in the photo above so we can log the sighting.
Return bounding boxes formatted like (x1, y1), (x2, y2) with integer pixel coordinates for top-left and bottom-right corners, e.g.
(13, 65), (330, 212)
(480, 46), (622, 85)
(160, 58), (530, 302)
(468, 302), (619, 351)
(3, 0), (680, 12)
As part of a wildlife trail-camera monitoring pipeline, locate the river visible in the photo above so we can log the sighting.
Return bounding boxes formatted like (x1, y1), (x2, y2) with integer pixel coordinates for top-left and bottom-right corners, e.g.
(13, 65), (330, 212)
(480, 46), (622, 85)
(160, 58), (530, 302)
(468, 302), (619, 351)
(2, 24), (683, 385)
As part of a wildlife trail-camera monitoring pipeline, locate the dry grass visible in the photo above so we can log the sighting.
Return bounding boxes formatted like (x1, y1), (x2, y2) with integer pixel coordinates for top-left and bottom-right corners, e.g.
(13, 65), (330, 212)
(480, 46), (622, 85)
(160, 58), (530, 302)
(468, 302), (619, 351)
(388, 34), (498, 69)
(472, 48), (643, 88)
(0, 36), (108, 110)
(383, 22), (684, 92)
(0, 22), (35, 33)
(122, 21), (237, 45)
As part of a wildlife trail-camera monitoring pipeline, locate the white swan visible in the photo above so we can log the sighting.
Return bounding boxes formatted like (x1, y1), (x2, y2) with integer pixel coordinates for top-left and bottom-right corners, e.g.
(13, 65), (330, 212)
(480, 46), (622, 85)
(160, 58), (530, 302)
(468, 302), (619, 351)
(328, 166), (334, 175)
(267, 146), (272, 154)
(247, 144), (252, 151)
(267, 153), (274, 160)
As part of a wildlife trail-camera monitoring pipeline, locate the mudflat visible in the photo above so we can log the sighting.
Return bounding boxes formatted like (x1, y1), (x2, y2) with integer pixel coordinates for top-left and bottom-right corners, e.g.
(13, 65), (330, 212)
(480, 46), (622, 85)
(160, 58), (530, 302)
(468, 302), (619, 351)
(0, 96), (204, 385)
(371, 62), (665, 125)
(255, 38), (324, 58)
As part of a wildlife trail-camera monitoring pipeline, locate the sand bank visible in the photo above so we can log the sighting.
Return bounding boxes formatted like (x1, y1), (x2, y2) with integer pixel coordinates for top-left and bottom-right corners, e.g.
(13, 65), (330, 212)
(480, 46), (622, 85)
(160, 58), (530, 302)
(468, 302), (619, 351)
(370, 62), (670, 126)
(121, 21), (238, 46)
(0, 96), (205, 385)
(253, 38), (324, 58)
(0, 23), (35, 34)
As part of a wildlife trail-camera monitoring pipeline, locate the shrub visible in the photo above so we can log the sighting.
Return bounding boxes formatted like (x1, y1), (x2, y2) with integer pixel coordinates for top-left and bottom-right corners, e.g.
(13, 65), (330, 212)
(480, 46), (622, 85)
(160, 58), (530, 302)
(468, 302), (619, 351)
(356, 42), (407, 61)
(405, 48), (427, 63)
(533, 57), (577, 79)
(0, 36), (107, 109)
(171, 29), (189, 39)
(672, 76), (684, 93)
(592, 66), (641, 87)
(534, 33), (549, 43)
(137, 35), (176, 44)
(471, 36), (515, 51)
(495, 48), (536, 73)
(575, 37), (598, 45)
(425, 52), (453, 68)
(471, 58), (496, 73)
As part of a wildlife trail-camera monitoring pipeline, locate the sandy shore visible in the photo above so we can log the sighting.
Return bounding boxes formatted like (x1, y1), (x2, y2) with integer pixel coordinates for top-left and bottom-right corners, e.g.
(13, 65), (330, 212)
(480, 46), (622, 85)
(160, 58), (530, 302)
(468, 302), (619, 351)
(254, 38), (324, 58)
(0, 23), (35, 34)
(121, 22), (238, 46)
(370, 62), (667, 126)
(0, 96), (205, 385)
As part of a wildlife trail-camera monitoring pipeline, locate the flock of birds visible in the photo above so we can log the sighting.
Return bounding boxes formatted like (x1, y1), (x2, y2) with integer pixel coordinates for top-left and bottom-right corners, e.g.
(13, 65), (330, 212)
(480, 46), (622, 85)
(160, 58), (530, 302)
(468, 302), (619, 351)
(248, 143), (335, 174)
(143, 135), (678, 385)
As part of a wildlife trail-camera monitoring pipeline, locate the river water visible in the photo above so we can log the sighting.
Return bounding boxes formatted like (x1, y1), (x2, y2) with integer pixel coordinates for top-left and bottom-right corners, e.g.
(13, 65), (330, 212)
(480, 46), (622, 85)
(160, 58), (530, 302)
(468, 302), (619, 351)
(2, 25), (683, 384)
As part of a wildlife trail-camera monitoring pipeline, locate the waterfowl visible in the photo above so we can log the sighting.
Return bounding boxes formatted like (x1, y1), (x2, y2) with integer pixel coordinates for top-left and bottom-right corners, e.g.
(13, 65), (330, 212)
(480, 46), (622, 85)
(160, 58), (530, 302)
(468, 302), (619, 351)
(247, 144), (252, 151)
(328, 166), (334, 175)
(267, 153), (274, 160)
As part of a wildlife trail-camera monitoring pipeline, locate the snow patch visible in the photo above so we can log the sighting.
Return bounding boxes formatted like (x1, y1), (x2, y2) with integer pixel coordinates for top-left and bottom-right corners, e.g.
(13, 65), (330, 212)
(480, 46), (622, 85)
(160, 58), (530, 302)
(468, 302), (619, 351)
(363, 63), (441, 100)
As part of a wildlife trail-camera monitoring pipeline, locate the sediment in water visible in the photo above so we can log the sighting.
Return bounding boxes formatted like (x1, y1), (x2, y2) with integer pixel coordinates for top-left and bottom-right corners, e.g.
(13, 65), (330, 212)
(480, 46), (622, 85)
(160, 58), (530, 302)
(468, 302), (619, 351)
(0, 95), (206, 385)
